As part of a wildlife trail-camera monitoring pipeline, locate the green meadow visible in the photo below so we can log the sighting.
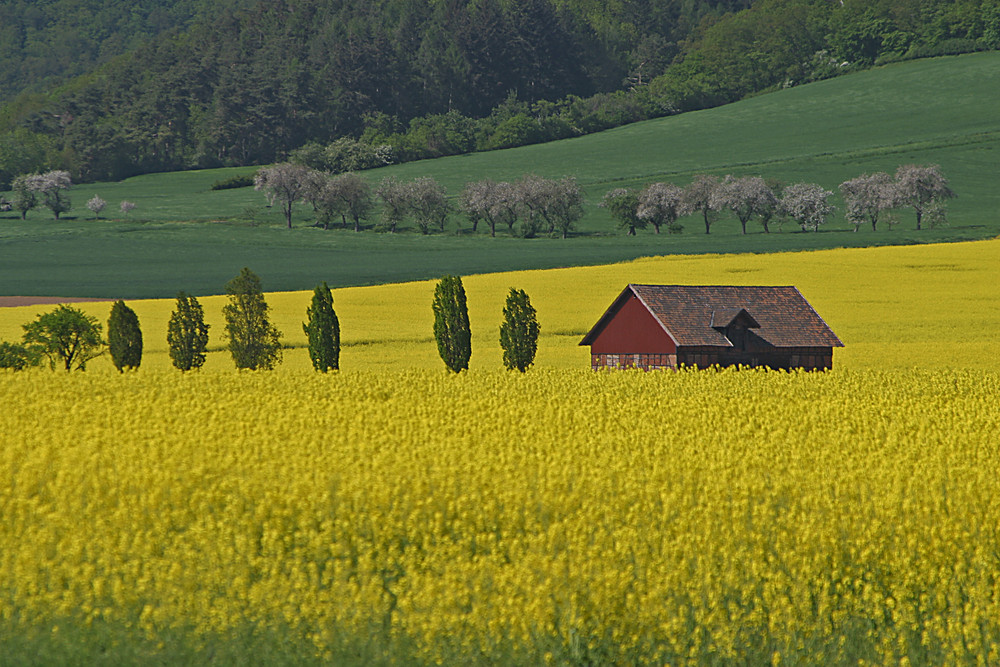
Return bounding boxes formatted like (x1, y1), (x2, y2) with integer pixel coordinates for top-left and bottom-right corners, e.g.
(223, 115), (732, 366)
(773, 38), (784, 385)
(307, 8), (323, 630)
(2, 52), (998, 298)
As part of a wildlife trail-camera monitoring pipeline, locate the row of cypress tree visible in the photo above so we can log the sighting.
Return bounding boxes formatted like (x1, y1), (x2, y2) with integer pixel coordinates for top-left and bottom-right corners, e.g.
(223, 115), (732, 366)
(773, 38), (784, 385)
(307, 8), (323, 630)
(432, 275), (540, 373)
(3, 269), (539, 373)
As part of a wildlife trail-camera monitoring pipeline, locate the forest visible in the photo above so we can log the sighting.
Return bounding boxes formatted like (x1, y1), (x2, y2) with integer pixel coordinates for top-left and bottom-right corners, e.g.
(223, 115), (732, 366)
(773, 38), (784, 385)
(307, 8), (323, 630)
(0, 0), (997, 187)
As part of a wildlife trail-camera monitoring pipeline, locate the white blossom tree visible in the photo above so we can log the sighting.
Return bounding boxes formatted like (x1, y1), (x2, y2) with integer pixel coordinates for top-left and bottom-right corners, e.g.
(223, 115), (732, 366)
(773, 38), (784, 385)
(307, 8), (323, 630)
(515, 175), (583, 239)
(254, 163), (312, 228)
(710, 175), (779, 235)
(408, 176), (450, 235)
(894, 164), (955, 230)
(839, 172), (900, 232)
(460, 180), (520, 237)
(375, 177), (410, 233)
(31, 170), (72, 219)
(681, 174), (721, 234)
(781, 183), (835, 232)
(120, 200), (136, 218)
(86, 195), (107, 220)
(637, 182), (684, 234)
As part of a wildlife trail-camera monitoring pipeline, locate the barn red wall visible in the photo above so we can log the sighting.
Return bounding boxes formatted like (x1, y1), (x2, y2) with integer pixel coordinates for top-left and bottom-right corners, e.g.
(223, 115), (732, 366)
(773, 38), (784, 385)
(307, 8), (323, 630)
(590, 294), (676, 354)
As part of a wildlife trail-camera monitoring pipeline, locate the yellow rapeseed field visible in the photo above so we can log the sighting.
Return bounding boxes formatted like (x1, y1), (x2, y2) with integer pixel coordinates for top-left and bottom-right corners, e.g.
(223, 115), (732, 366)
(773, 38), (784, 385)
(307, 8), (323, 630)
(1, 240), (998, 663)
(1, 368), (998, 664)
(1, 238), (998, 371)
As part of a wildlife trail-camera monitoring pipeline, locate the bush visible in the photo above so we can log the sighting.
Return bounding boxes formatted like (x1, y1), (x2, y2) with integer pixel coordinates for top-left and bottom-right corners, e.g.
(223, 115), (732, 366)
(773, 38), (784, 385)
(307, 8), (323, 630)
(0, 341), (37, 370)
(210, 173), (256, 191)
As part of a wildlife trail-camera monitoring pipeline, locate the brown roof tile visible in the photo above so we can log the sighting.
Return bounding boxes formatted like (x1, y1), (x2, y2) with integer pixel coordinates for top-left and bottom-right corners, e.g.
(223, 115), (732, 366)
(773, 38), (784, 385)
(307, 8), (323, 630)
(581, 285), (843, 348)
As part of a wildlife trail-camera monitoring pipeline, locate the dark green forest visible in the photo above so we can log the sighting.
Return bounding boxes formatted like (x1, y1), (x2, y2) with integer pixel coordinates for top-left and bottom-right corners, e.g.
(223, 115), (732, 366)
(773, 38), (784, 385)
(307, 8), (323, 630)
(1, 0), (998, 187)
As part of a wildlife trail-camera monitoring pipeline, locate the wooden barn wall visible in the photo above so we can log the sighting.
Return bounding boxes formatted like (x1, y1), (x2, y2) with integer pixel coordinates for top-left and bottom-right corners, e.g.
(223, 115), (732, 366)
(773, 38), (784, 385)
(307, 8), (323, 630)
(589, 294), (675, 355)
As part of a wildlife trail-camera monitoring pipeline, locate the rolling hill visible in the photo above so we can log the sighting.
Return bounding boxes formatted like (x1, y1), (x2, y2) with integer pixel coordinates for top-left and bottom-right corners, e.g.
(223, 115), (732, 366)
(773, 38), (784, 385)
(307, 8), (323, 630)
(1, 52), (998, 298)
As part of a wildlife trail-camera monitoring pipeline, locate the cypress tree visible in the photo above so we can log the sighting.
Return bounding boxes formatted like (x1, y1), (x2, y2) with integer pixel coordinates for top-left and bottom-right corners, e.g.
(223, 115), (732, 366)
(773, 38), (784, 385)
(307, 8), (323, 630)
(499, 288), (539, 372)
(107, 300), (143, 372)
(303, 282), (340, 372)
(223, 267), (282, 370)
(167, 291), (210, 371)
(432, 275), (472, 372)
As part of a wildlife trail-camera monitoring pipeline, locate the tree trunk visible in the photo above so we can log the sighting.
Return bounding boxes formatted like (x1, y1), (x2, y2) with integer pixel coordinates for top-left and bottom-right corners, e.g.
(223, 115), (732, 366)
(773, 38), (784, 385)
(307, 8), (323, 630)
(703, 209), (710, 234)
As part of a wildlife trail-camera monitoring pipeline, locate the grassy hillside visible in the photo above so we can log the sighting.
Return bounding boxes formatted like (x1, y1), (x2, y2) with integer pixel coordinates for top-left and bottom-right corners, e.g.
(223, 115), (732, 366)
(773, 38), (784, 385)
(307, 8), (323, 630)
(1, 52), (999, 298)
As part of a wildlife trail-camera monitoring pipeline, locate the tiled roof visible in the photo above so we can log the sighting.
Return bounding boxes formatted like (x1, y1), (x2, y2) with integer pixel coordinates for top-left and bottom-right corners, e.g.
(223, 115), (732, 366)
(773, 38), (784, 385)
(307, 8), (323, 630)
(581, 285), (843, 348)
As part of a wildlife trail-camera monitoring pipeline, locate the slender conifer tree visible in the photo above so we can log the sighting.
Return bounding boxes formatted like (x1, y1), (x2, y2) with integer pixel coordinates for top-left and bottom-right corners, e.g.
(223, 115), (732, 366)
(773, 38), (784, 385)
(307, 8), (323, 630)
(108, 300), (143, 371)
(303, 282), (340, 372)
(432, 275), (471, 372)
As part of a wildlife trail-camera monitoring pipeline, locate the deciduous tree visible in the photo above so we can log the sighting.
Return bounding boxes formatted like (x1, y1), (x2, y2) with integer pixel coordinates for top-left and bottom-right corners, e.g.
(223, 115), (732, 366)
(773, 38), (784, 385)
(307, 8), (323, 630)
(303, 282), (340, 372)
(22, 305), (104, 371)
(894, 164), (955, 230)
(10, 175), (37, 220)
(223, 268), (282, 370)
(409, 176), (450, 234)
(167, 291), (210, 371)
(330, 173), (373, 232)
(602, 188), (645, 236)
(432, 275), (471, 373)
(710, 175), (778, 235)
(86, 194), (107, 220)
(499, 287), (539, 372)
(681, 174), (721, 234)
(839, 172), (900, 232)
(0, 341), (38, 370)
(255, 163), (311, 228)
(781, 183), (834, 232)
(376, 177), (410, 233)
(33, 170), (72, 219)
(107, 300), (142, 372)
(637, 182), (684, 234)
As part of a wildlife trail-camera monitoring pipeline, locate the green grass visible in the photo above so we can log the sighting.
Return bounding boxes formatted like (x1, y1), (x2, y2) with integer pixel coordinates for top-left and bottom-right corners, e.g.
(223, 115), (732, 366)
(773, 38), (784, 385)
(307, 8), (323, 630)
(2, 52), (999, 298)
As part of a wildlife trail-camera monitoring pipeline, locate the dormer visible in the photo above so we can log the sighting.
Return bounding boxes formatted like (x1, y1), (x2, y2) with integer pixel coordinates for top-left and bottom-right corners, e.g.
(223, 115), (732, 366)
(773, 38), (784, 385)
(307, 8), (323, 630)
(713, 308), (760, 350)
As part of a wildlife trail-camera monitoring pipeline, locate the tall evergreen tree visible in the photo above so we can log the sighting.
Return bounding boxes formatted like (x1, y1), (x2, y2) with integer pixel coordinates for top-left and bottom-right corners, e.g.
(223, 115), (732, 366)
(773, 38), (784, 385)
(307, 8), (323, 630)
(499, 287), (539, 372)
(167, 291), (210, 371)
(432, 275), (472, 373)
(107, 300), (143, 372)
(223, 267), (282, 370)
(303, 282), (340, 372)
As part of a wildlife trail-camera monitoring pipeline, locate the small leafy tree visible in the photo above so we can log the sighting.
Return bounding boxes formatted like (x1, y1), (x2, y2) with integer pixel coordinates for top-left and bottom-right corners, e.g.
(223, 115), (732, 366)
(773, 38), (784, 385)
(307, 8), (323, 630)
(329, 172), (373, 232)
(10, 175), (37, 219)
(34, 170), (72, 219)
(0, 341), (38, 370)
(681, 174), (721, 234)
(107, 300), (143, 371)
(376, 177), (410, 233)
(781, 183), (835, 232)
(255, 163), (312, 228)
(22, 304), (104, 371)
(223, 267), (282, 370)
(840, 172), (900, 232)
(87, 195), (107, 219)
(167, 292), (210, 371)
(499, 287), (539, 372)
(303, 282), (340, 372)
(408, 176), (450, 234)
(120, 200), (136, 218)
(710, 175), (779, 235)
(602, 188), (645, 236)
(894, 164), (955, 230)
(432, 275), (471, 372)
(460, 179), (519, 237)
(637, 182), (684, 234)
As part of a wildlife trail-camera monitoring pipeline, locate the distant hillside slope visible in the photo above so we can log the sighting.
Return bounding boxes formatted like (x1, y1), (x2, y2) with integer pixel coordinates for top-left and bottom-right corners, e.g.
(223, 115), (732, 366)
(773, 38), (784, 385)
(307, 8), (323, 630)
(1, 0), (997, 188)
(0, 0), (251, 104)
(1, 52), (998, 298)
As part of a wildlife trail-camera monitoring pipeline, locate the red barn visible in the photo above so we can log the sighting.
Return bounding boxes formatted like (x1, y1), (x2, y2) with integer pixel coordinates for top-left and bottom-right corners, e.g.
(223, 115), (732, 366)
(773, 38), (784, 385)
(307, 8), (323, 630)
(580, 285), (843, 370)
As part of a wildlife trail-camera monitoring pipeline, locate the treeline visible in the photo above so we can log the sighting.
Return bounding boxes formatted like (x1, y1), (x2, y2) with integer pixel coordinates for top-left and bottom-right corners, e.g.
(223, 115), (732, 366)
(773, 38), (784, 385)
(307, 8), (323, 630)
(252, 161), (952, 238)
(1, 0), (997, 187)
(0, 0), (251, 105)
(0, 270), (540, 374)
(602, 164), (956, 236)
